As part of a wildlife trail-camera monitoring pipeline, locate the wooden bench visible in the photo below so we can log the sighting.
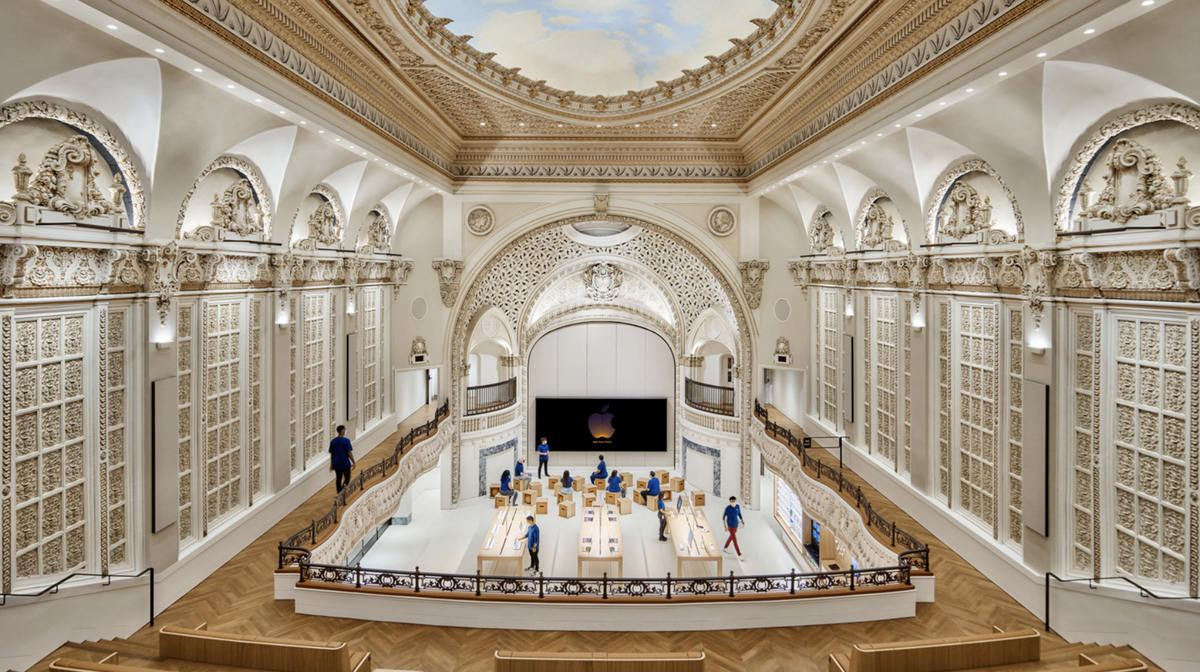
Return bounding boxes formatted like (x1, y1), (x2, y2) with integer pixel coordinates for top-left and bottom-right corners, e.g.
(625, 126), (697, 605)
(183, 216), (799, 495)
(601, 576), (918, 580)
(52, 656), (149, 672)
(828, 627), (1039, 672)
(495, 651), (704, 672)
(159, 624), (371, 672)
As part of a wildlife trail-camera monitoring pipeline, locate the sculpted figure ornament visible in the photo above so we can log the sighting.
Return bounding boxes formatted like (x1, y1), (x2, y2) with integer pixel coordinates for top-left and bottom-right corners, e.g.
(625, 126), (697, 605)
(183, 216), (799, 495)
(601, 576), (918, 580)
(1003, 246), (1060, 322)
(738, 259), (770, 309)
(594, 193), (610, 220)
(938, 181), (998, 241)
(809, 208), (840, 254)
(582, 261), (623, 302)
(465, 206), (494, 236)
(708, 206), (736, 237)
(432, 258), (464, 307)
(775, 337), (791, 358)
(1, 243), (39, 295)
(861, 201), (895, 249)
(389, 258), (413, 292)
(366, 210), (392, 252)
(1076, 138), (1178, 226)
(187, 179), (262, 241)
(14, 135), (120, 221)
(307, 201), (340, 246)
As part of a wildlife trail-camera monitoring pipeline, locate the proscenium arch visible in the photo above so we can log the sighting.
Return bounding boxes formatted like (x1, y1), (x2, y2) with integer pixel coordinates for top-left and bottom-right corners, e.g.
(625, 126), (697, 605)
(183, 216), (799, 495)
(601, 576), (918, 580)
(446, 213), (757, 506)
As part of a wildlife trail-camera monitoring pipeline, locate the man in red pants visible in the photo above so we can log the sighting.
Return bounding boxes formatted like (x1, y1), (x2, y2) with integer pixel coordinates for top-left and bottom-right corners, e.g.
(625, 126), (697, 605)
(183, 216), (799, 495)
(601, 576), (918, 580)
(722, 495), (745, 560)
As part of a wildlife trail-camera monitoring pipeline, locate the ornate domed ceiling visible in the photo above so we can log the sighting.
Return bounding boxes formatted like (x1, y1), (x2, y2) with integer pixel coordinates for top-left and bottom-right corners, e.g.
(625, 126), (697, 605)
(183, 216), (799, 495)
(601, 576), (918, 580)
(420, 0), (779, 97)
(153, 0), (1053, 182)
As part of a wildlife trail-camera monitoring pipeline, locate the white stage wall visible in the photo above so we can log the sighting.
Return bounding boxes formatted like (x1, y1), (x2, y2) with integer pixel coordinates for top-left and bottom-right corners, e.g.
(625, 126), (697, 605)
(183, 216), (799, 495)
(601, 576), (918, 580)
(527, 323), (675, 468)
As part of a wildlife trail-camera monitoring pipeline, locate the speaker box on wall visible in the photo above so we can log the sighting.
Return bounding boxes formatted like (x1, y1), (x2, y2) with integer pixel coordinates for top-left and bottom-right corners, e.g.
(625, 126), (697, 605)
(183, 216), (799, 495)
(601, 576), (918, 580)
(152, 376), (180, 533)
(1022, 380), (1049, 537)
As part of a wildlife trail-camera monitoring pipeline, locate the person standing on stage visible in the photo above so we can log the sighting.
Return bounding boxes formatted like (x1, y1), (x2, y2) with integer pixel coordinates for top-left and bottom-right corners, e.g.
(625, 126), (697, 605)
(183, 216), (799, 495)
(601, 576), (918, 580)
(328, 425), (356, 493)
(514, 457), (532, 485)
(657, 492), (668, 542)
(521, 515), (541, 575)
(722, 495), (745, 560)
(639, 470), (661, 503)
(536, 437), (551, 479)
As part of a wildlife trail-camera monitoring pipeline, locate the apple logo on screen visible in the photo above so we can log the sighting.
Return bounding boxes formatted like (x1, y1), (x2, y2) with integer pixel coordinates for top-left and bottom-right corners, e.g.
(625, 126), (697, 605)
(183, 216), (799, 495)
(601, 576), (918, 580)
(588, 405), (616, 439)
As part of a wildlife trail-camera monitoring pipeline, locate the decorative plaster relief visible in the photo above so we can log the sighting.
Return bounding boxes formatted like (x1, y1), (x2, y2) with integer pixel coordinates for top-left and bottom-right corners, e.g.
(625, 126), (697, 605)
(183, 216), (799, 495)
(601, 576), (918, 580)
(432, 258), (465, 307)
(926, 160), (1023, 244)
(738, 260), (769, 310)
(708, 207), (737, 237)
(466, 205), (494, 236)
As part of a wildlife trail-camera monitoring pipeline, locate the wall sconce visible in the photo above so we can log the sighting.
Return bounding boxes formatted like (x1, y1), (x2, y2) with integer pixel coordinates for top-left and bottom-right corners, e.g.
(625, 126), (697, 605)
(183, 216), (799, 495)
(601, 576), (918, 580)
(346, 296), (356, 315)
(911, 307), (926, 332)
(1028, 323), (1051, 355)
(844, 295), (855, 317)
(275, 303), (290, 327)
(149, 304), (176, 349)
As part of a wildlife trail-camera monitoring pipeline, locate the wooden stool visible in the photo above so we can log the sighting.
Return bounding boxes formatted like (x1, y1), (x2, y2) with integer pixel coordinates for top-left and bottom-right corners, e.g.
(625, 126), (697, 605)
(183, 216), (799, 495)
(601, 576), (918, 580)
(605, 491), (619, 505)
(618, 498), (632, 515)
(620, 472), (633, 487)
(671, 477), (686, 492)
(636, 477), (649, 490)
(489, 483), (501, 497)
(557, 490), (574, 504)
(529, 481), (543, 498)
(662, 488), (673, 501)
(656, 470), (670, 482)
(514, 479), (527, 492)
(548, 476), (560, 490)
(494, 494), (507, 509)
(692, 490), (706, 506)
(584, 494), (597, 507)
(633, 490), (645, 505)
(536, 497), (549, 515)
(559, 500), (576, 519)
(584, 483), (597, 495)
(522, 490), (537, 506)
(646, 494), (658, 511)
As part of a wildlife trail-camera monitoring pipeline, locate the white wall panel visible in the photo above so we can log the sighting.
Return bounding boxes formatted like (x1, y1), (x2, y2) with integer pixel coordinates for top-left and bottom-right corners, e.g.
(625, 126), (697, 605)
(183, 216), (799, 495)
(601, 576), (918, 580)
(556, 326), (588, 397)
(615, 325), (646, 396)
(587, 323), (618, 396)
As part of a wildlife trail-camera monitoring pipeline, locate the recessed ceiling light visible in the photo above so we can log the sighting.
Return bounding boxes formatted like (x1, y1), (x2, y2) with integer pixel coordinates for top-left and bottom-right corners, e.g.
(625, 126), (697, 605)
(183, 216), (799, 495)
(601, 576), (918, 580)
(335, 138), (340, 142)
(877, 133), (883, 137)
(596, 124), (601, 128)
(998, 71), (1008, 76)
(673, 123), (679, 127)
(299, 121), (306, 124)
(861, 141), (867, 144)
(194, 68), (203, 72)
(557, 124), (563, 127)
(812, 165), (817, 169)
(227, 84), (235, 89)
(479, 122), (486, 126)
(1141, 0), (1154, 5)
(518, 122), (525, 126)
(154, 48), (164, 53)
(362, 152), (367, 155)
(895, 123), (902, 127)
(711, 123), (717, 128)
(939, 101), (947, 106)
(966, 88), (974, 92)
(634, 124), (640, 128)
(318, 130), (324, 134)
(915, 113), (923, 117)
(107, 24), (118, 30)
(823, 160), (828, 164)
(1037, 52), (1048, 57)
(1084, 28), (1095, 34)
(255, 98), (262, 102)
(349, 145), (355, 149)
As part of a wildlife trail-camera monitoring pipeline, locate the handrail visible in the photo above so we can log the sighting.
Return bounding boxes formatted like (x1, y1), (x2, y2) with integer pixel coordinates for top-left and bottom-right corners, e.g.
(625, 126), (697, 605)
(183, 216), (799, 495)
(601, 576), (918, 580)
(0, 567), (155, 626)
(684, 378), (736, 417)
(297, 558), (915, 600)
(278, 400), (449, 568)
(753, 399), (929, 570)
(1044, 572), (1198, 634)
(465, 378), (517, 416)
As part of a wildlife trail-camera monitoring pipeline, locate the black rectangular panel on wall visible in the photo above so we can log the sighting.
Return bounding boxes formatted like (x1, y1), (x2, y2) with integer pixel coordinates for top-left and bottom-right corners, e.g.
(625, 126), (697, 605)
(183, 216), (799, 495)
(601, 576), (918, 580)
(1023, 380), (1050, 537)
(535, 397), (669, 452)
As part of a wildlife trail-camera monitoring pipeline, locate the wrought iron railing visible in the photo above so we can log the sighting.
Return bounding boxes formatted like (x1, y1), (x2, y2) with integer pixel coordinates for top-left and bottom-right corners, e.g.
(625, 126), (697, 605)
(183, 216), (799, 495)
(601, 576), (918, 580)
(684, 378), (736, 416)
(753, 399), (930, 571)
(465, 378), (517, 416)
(278, 400), (449, 568)
(296, 559), (912, 600)
(1044, 572), (1198, 634)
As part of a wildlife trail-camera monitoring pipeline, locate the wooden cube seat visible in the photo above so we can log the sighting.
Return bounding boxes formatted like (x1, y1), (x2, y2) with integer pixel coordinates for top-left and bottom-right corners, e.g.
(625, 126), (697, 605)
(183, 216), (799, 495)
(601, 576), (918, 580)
(489, 483), (501, 497)
(494, 495), (507, 508)
(559, 500), (576, 519)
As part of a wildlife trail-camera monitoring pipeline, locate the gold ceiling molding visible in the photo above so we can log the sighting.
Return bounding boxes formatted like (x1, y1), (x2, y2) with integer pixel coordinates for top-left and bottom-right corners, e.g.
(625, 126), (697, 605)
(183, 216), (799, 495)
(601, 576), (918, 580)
(391, 0), (811, 117)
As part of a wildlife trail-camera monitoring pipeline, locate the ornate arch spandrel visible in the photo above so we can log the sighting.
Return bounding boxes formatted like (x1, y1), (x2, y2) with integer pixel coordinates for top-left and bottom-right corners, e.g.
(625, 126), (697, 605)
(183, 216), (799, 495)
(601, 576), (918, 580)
(446, 215), (756, 507)
(925, 159), (1024, 244)
(289, 184), (345, 249)
(0, 100), (146, 229)
(174, 155), (273, 241)
(855, 188), (908, 251)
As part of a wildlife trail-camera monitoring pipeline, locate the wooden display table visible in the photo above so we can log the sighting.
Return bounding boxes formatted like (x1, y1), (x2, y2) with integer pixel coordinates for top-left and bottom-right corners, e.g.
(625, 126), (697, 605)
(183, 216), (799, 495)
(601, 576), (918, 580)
(665, 496), (721, 578)
(577, 506), (623, 577)
(477, 505), (534, 574)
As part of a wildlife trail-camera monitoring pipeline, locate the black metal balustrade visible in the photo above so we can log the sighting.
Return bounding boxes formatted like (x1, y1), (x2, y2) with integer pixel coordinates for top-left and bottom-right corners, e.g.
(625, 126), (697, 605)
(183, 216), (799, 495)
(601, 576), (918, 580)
(753, 399), (930, 571)
(465, 378), (517, 416)
(684, 378), (736, 416)
(296, 559), (913, 600)
(278, 400), (449, 568)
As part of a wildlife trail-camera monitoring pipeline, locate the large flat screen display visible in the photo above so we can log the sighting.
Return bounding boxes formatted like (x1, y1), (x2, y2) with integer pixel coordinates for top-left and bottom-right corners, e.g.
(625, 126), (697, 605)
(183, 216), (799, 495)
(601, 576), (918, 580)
(535, 397), (669, 452)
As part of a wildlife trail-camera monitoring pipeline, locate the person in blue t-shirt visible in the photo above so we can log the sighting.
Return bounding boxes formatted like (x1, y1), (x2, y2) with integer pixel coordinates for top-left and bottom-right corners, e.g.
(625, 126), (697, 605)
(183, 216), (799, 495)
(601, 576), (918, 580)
(560, 470), (574, 495)
(499, 470), (518, 505)
(722, 495), (746, 559)
(639, 470), (660, 503)
(536, 437), (551, 479)
(591, 455), (607, 484)
(520, 515), (540, 575)
(514, 458), (532, 485)
(656, 492), (668, 542)
(606, 471), (625, 497)
(328, 425), (356, 493)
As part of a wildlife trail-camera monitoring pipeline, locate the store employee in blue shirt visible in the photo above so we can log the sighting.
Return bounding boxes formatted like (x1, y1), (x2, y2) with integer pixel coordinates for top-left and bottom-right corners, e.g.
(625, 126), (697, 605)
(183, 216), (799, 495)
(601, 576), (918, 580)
(536, 437), (550, 479)
(606, 471), (625, 497)
(520, 515), (540, 575)
(499, 470), (518, 505)
(591, 455), (607, 484)
(328, 425), (356, 493)
(514, 457), (532, 485)
(657, 493), (668, 542)
(639, 470), (660, 503)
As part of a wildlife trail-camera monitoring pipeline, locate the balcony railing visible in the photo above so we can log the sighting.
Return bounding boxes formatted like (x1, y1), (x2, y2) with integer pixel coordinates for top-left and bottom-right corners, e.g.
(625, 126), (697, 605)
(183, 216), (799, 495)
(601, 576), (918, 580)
(684, 378), (735, 416)
(465, 378), (517, 416)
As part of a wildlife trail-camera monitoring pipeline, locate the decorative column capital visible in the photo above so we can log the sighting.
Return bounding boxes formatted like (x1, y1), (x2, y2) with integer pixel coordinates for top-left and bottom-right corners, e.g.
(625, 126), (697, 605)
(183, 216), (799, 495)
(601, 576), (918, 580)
(432, 258), (464, 307)
(787, 259), (810, 291)
(737, 259), (770, 309)
(140, 241), (195, 325)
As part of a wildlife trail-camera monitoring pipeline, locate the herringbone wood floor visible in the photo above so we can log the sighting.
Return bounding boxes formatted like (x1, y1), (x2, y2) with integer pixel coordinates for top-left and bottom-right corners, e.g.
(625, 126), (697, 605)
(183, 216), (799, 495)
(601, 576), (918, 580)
(20, 405), (1161, 672)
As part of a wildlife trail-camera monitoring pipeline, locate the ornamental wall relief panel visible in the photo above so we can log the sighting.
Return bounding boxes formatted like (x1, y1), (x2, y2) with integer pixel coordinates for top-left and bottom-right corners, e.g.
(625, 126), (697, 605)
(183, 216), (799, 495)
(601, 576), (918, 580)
(177, 157), (271, 242)
(176, 302), (197, 544)
(357, 205), (393, 254)
(856, 190), (908, 252)
(927, 160), (1022, 245)
(1056, 105), (1200, 232)
(808, 206), (844, 256)
(291, 185), (344, 250)
(1069, 309), (1101, 577)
